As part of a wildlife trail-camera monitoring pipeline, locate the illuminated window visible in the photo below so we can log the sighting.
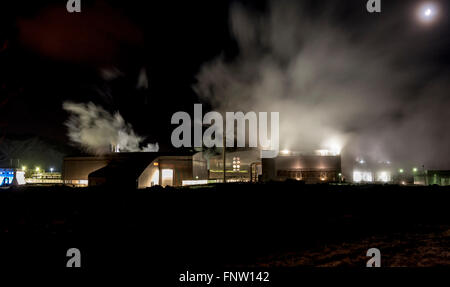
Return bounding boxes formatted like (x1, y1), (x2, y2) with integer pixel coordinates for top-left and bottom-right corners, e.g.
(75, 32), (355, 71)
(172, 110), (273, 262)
(161, 169), (173, 186)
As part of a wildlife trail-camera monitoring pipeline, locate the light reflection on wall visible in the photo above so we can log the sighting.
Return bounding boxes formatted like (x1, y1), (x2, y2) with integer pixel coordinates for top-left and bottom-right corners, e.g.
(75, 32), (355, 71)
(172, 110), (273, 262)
(150, 169), (159, 186)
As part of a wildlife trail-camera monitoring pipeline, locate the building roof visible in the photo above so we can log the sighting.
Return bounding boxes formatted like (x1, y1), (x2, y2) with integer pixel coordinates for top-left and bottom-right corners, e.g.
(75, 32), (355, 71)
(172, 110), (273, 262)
(87, 151), (199, 180)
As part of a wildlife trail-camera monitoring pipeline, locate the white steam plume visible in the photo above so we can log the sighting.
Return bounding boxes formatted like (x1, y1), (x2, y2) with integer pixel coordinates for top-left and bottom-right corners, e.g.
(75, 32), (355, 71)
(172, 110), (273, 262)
(63, 101), (158, 155)
(194, 1), (450, 170)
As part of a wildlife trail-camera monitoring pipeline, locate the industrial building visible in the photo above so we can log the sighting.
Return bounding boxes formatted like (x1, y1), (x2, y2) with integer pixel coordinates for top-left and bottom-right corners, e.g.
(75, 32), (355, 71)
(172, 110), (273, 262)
(414, 170), (450, 186)
(63, 149), (342, 187)
(63, 152), (208, 188)
(67, 147), (450, 188)
(208, 149), (262, 182)
(261, 151), (342, 183)
(63, 149), (262, 187)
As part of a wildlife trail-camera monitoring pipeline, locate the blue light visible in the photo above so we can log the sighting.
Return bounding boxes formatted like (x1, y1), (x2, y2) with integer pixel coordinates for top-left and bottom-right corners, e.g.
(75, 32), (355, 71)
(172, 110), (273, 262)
(0, 169), (14, 187)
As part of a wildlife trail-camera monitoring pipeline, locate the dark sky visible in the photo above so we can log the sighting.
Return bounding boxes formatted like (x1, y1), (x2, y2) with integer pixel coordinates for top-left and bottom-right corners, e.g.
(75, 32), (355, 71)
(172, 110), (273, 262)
(0, 0), (232, 145)
(0, 0), (449, 169)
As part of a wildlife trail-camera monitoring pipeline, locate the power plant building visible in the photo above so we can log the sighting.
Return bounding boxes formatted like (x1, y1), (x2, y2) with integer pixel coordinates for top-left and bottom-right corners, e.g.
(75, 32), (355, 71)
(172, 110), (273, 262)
(261, 152), (342, 183)
(62, 147), (348, 187)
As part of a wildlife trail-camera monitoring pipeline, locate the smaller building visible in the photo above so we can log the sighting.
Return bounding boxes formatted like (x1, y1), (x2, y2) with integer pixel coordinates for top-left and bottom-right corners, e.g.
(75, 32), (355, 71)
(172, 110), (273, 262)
(0, 168), (26, 187)
(414, 170), (450, 186)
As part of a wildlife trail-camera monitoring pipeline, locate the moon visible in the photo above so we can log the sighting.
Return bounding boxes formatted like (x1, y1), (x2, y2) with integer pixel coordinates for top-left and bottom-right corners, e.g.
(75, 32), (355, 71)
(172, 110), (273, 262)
(417, 3), (439, 23)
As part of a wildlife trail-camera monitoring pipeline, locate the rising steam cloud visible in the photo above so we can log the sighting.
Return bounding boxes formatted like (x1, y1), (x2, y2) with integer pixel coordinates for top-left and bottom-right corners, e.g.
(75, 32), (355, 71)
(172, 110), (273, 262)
(63, 102), (158, 155)
(194, 1), (450, 170)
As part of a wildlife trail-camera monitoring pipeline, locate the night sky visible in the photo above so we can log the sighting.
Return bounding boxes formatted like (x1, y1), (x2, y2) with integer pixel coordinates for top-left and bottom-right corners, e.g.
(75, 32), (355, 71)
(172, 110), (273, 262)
(0, 0), (449, 170)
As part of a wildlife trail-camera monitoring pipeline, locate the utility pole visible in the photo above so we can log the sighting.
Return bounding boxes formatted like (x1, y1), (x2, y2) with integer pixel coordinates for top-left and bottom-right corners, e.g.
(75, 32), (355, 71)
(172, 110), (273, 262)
(422, 165), (427, 186)
(223, 131), (226, 183)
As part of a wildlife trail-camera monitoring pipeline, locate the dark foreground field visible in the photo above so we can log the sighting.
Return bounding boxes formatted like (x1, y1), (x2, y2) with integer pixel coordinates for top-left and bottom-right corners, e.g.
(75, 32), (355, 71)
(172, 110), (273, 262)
(0, 182), (449, 270)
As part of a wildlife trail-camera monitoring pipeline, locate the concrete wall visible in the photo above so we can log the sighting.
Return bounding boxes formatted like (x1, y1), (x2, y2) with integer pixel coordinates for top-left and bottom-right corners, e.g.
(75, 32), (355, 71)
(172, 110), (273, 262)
(62, 156), (110, 184)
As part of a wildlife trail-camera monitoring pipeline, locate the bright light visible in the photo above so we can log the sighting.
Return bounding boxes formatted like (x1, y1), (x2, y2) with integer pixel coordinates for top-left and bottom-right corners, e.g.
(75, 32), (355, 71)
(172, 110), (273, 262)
(161, 169), (173, 187)
(161, 169), (173, 179)
(35, 167), (40, 172)
(321, 137), (344, 156)
(413, 167), (418, 173)
(16, 171), (26, 185)
(417, 2), (439, 23)
(22, 166), (27, 171)
(150, 169), (159, 186)
(50, 168), (54, 173)
(376, 171), (391, 183)
(281, 149), (290, 155)
(182, 180), (208, 186)
(353, 171), (373, 183)
(316, 149), (330, 156)
(399, 169), (404, 174)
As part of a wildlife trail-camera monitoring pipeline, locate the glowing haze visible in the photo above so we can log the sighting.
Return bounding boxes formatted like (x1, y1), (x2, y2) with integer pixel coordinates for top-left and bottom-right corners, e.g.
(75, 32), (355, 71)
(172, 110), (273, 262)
(194, 1), (450, 171)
